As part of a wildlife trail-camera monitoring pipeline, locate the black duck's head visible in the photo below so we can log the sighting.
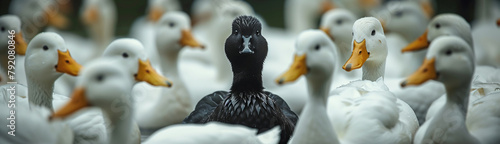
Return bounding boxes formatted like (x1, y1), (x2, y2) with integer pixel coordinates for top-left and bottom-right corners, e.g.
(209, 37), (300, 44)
(225, 16), (268, 72)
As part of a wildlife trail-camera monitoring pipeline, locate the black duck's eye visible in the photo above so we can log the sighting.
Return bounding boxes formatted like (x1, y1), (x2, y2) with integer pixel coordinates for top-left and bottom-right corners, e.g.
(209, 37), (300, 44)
(371, 30), (376, 36)
(169, 22), (175, 27)
(0, 27), (5, 32)
(435, 23), (440, 29)
(234, 29), (238, 34)
(394, 11), (403, 17)
(122, 52), (129, 58)
(256, 30), (260, 36)
(336, 19), (343, 25)
(43, 45), (49, 51)
(315, 45), (320, 50)
(445, 49), (452, 56)
(96, 74), (104, 82)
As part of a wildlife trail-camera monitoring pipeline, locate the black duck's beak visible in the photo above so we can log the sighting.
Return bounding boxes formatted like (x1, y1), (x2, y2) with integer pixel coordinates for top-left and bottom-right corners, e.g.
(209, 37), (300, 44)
(240, 35), (254, 54)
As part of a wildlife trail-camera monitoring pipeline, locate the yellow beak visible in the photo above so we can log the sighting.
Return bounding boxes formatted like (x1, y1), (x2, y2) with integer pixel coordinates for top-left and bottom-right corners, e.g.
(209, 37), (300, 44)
(148, 6), (163, 23)
(180, 29), (205, 49)
(275, 54), (307, 85)
(56, 50), (82, 76)
(320, 27), (333, 41)
(343, 39), (369, 72)
(44, 8), (68, 29)
(82, 5), (99, 25)
(14, 32), (27, 55)
(401, 58), (437, 87)
(402, 30), (429, 53)
(320, 0), (336, 13)
(135, 59), (173, 87)
(49, 88), (89, 120)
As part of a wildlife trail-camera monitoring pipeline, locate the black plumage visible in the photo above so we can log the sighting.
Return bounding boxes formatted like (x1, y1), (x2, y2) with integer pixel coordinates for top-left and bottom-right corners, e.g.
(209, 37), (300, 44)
(183, 16), (298, 144)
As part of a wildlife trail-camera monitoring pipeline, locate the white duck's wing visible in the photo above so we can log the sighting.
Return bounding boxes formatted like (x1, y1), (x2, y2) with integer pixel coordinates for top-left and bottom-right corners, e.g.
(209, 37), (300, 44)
(467, 90), (500, 144)
(328, 78), (418, 143)
(144, 122), (278, 144)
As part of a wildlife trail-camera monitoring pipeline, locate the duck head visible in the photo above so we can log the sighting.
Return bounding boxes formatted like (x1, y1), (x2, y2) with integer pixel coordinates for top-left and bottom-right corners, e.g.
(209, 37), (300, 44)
(276, 30), (336, 86)
(402, 36), (474, 89)
(225, 15), (268, 72)
(343, 17), (387, 72)
(102, 38), (173, 87)
(0, 15), (27, 55)
(402, 14), (472, 53)
(147, 0), (181, 22)
(50, 60), (134, 120)
(320, 9), (356, 45)
(155, 11), (204, 53)
(378, 1), (429, 42)
(25, 32), (82, 83)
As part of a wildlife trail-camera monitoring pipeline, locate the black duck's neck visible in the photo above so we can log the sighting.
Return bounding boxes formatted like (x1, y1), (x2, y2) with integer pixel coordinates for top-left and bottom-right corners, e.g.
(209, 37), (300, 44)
(230, 62), (264, 93)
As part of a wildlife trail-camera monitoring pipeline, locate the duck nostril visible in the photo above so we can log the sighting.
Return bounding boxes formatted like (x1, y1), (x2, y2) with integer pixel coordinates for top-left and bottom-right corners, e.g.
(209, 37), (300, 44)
(423, 68), (428, 72)
(359, 51), (362, 54)
(65, 60), (69, 63)
(401, 81), (407, 87)
(146, 70), (150, 73)
(54, 65), (58, 69)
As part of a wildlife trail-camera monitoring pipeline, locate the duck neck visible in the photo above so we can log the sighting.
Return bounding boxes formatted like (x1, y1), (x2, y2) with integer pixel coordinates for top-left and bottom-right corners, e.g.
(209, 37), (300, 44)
(306, 75), (332, 106)
(106, 100), (133, 144)
(230, 64), (264, 93)
(159, 48), (180, 80)
(27, 78), (54, 111)
(444, 82), (472, 118)
(362, 58), (386, 81)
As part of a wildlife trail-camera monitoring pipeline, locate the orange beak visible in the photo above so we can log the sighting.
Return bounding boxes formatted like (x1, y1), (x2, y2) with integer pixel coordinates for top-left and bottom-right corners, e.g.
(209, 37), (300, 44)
(343, 39), (370, 72)
(14, 32), (27, 55)
(82, 5), (99, 25)
(402, 30), (429, 53)
(56, 50), (82, 76)
(44, 8), (69, 29)
(321, 0), (336, 13)
(320, 27), (334, 41)
(148, 6), (164, 22)
(401, 58), (437, 87)
(49, 88), (89, 120)
(276, 54), (308, 85)
(180, 29), (205, 49)
(135, 59), (173, 87)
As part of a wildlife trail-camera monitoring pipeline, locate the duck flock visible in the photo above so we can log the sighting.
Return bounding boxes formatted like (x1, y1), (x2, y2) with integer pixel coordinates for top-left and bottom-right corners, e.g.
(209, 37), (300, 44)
(1, 0), (500, 144)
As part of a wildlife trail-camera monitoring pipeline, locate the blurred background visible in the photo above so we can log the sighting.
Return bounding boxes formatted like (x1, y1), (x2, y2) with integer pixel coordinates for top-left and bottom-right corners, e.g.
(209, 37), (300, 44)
(0, 0), (479, 37)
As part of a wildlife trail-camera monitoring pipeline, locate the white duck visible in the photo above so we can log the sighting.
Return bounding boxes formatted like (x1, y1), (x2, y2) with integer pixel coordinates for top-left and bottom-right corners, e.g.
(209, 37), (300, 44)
(0, 15), (28, 85)
(8, 0), (69, 40)
(129, 0), (181, 67)
(319, 9), (362, 87)
(374, 1), (445, 125)
(134, 11), (204, 129)
(53, 0), (117, 96)
(50, 60), (139, 144)
(276, 30), (340, 144)
(330, 17), (418, 143)
(144, 122), (280, 144)
(401, 36), (489, 144)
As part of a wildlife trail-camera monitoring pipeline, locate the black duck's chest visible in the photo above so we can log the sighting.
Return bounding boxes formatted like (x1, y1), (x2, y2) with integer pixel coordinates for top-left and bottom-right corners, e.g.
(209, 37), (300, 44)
(208, 92), (280, 132)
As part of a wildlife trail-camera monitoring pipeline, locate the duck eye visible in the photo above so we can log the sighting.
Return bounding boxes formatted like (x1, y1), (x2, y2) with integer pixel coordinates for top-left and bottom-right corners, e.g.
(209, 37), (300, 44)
(394, 11), (403, 17)
(445, 49), (452, 56)
(371, 30), (376, 36)
(0, 27), (4, 32)
(234, 29), (238, 34)
(96, 74), (104, 82)
(169, 22), (175, 27)
(256, 30), (260, 36)
(122, 52), (129, 58)
(315, 45), (320, 50)
(43, 45), (49, 51)
(336, 19), (343, 25)
(435, 23), (440, 29)
(352, 32), (354, 36)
